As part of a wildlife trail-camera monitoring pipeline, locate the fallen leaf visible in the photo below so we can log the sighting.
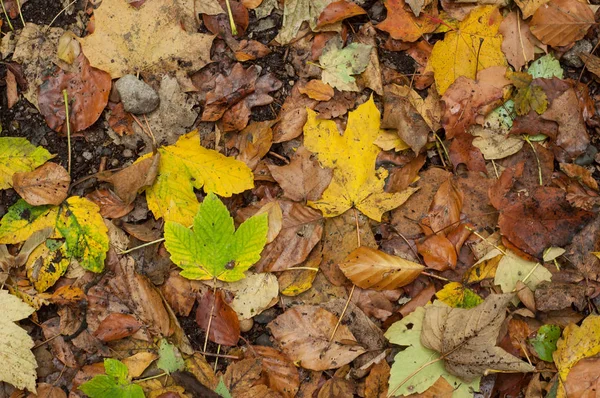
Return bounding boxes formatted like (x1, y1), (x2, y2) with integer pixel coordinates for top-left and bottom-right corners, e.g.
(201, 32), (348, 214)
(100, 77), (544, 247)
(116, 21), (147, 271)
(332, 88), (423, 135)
(268, 146), (333, 202)
(298, 80), (335, 101)
(509, 72), (548, 116)
(268, 305), (365, 370)
(98, 152), (160, 205)
(560, 163), (598, 191)
(339, 246), (424, 290)
(122, 352), (158, 378)
(227, 121), (274, 170)
(471, 126), (524, 160)
(93, 313), (142, 342)
(529, 324), (560, 362)
(25, 239), (70, 292)
(38, 53), (111, 134)
(495, 250), (552, 294)
(553, 315), (600, 397)
(430, 6), (506, 94)
(234, 40), (271, 61)
(376, 0), (438, 42)
(318, 36), (372, 92)
(0, 137), (53, 190)
(385, 306), (480, 396)
(227, 272), (279, 320)
(564, 356), (600, 398)
(79, 0), (213, 78)
(427, 178), (463, 234)
(157, 339), (185, 374)
(12, 162), (70, 206)
(85, 189), (134, 219)
(318, 377), (355, 397)
(107, 102), (135, 136)
(535, 281), (591, 312)
(139, 130), (254, 225)
(196, 289), (241, 347)
(421, 294), (535, 380)
(79, 358), (144, 398)
(435, 282), (483, 308)
(165, 193), (268, 281)
(249, 346), (300, 398)
(364, 360), (390, 398)
(317, 0), (366, 27)
(515, 0), (549, 17)
(304, 97), (417, 221)
(57, 31), (81, 64)
(499, 12), (540, 71)
(223, 358), (264, 395)
(530, 0), (595, 47)
(0, 290), (37, 393)
(6, 69), (18, 109)
(416, 234), (457, 271)
(275, 0), (337, 44)
(449, 131), (487, 172)
(255, 201), (283, 244)
(272, 81), (318, 143)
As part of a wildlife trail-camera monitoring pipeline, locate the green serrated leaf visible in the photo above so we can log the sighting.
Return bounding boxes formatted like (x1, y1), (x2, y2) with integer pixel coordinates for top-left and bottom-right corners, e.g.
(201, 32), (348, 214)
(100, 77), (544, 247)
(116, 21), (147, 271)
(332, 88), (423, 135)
(214, 377), (233, 398)
(384, 307), (480, 397)
(319, 36), (372, 92)
(56, 197), (109, 272)
(157, 339), (184, 374)
(104, 358), (129, 385)
(164, 193), (268, 282)
(528, 54), (563, 79)
(0, 137), (53, 190)
(529, 324), (561, 362)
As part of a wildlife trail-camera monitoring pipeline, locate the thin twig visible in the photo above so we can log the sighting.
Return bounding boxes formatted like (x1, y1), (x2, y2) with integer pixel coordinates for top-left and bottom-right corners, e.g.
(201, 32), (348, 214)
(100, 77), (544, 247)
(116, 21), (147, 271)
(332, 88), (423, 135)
(47, 0), (77, 29)
(523, 135), (543, 186)
(0, 0), (14, 31)
(464, 225), (506, 255)
(62, 89), (72, 176)
(118, 237), (164, 254)
(197, 351), (241, 360)
(421, 271), (450, 282)
(285, 266), (319, 271)
(224, 0), (237, 35)
(204, 282), (218, 352)
(15, 0), (24, 27)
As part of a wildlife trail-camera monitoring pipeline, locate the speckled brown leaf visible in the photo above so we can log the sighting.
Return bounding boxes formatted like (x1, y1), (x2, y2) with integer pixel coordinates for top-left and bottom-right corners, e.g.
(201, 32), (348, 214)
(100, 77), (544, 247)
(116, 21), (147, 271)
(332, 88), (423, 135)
(12, 162), (70, 206)
(85, 189), (134, 219)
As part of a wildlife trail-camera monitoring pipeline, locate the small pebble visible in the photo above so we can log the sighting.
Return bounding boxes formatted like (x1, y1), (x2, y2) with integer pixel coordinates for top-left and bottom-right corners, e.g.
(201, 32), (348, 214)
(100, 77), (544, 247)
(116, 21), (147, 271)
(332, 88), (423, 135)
(82, 151), (93, 161)
(111, 159), (119, 167)
(255, 333), (273, 347)
(254, 308), (278, 324)
(122, 149), (133, 158)
(239, 318), (254, 332)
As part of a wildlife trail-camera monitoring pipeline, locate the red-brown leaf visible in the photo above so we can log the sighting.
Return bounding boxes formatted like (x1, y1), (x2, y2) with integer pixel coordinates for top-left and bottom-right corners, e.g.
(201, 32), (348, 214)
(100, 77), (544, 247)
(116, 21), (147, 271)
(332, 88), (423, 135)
(93, 313), (142, 342)
(196, 290), (240, 347)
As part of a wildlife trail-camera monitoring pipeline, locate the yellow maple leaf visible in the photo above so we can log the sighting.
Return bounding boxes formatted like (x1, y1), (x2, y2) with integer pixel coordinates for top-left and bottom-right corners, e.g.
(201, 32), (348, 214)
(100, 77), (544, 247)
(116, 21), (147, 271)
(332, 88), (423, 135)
(78, 0), (213, 78)
(303, 97), (417, 221)
(553, 315), (600, 398)
(141, 131), (254, 225)
(430, 6), (507, 94)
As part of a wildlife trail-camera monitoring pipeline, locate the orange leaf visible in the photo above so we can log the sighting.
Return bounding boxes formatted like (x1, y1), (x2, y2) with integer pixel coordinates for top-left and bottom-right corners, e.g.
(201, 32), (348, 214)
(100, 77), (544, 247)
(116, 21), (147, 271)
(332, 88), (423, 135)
(316, 0), (367, 28)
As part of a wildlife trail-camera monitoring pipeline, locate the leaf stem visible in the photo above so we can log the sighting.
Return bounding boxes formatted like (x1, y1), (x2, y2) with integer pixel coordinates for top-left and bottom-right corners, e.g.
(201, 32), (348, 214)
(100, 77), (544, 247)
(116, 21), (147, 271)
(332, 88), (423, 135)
(0, 0), (14, 31)
(15, 0), (24, 27)
(224, 0), (237, 36)
(285, 266), (319, 272)
(523, 135), (543, 186)
(203, 282), (218, 352)
(62, 89), (72, 176)
(118, 237), (165, 254)
(134, 372), (168, 383)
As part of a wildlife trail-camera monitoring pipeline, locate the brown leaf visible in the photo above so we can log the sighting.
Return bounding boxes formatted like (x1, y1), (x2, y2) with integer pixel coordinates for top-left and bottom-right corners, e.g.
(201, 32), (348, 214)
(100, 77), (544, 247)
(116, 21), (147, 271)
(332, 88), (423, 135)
(530, 0), (595, 47)
(253, 201), (323, 272)
(541, 88), (590, 159)
(121, 219), (163, 242)
(376, 0), (438, 42)
(318, 377), (355, 397)
(564, 214), (600, 281)
(381, 85), (431, 154)
(298, 80), (335, 101)
(564, 356), (600, 398)
(406, 41), (435, 91)
(268, 305), (366, 371)
(249, 346), (300, 398)
(196, 290), (240, 347)
(455, 172), (498, 231)
(386, 154), (426, 193)
(25, 383), (66, 398)
(417, 234), (457, 271)
(227, 121), (274, 170)
(3, 0), (28, 18)
(161, 270), (206, 317)
(108, 102), (135, 136)
(449, 132), (487, 173)
(339, 246), (424, 290)
(441, 66), (511, 139)
(203, 0), (249, 37)
(12, 162), (70, 206)
(421, 293), (535, 380)
(273, 81), (318, 143)
(268, 146), (333, 202)
(427, 178), (464, 235)
(534, 281), (592, 312)
(93, 313), (142, 342)
(41, 317), (77, 368)
(499, 12), (540, 71)
(38, 53), (111, 134)
(490, 166), (593, 258)
(560, 163), (598, 191)
(580, 53), (600, 80)
(98, 152), (160, 205)
(235, 40), (271, 62)
(316, 0), (366, 27)
(86, 189), (134, 219)
(223, 358), (264, 395)
(364, 360), (390, 398)
(6, 69), (18, 109)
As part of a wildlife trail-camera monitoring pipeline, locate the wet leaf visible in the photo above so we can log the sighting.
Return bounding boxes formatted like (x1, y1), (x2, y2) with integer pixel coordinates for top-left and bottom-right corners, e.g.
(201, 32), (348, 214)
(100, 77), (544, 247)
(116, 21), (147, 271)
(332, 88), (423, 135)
(304, 97), (417, 221)
(93, 313), (142, 343)
(13, 162), (70, 206)
(0, 137), (53, 190)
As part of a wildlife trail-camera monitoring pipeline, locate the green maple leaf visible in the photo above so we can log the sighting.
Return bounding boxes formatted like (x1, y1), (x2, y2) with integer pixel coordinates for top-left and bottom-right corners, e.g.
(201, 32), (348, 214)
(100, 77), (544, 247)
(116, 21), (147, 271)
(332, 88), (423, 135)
(164, 192), (268, 282)
(79, 358), (145, 398)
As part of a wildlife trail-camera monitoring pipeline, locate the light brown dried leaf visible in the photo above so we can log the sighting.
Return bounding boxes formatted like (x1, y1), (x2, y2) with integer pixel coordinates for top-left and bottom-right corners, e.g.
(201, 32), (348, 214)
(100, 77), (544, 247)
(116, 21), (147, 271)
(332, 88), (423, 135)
(530, 0), (594, 47)
(250, 345), (300, 398)
(12, 162), (70, 206)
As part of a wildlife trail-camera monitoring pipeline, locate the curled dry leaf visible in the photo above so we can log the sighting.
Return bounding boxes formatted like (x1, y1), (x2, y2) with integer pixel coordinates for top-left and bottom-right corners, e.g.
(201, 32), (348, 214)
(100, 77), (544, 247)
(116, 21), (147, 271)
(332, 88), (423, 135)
(249, 345), (300, 398)
(268, 305), (366, 370)
(107, 102), (135, 136)
(530, 0), (595, 47)
(227, 121), (274, 170)
(421, 294), (535, 380)
(85, 189), (134, 219)
(417, 234), (457, 271)
(12, 162), (70, 206)
(338, 246), (424, 290)
(298, 80), (335, 101)
(93, 313), (142, 342)
(196, 290), (240, 347)
(235, 40), (271, 61)
(316, 0), (366, 28)
(38, 53), (111, 134)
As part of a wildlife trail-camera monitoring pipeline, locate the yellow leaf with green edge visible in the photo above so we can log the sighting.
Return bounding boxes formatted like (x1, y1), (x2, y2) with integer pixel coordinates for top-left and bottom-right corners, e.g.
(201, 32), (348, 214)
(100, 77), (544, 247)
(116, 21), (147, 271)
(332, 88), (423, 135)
(0, 200), (59, 244)
(435, 282), (483, 309)
(26, 240), (69, 292)
(430, 6), (506, 94)
(140, 130), (254, 226)
(303, 97), (417, 221)
(0, 198), (109, 273)
(164, 193), (268, 282)
(553, 315), (600, 398)
(56, 197), (109, 273)
(0, 137), (53, 190)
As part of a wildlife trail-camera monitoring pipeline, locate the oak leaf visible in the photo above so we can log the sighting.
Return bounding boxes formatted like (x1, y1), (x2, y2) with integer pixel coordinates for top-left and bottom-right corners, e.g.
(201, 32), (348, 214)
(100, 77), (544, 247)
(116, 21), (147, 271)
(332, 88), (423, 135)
(421, 294), (535, 380)
(139, 130), (254, 225)
(79, 0), (213, 78)
(430, 6), (506, 94)
(304, 97), (417, 221)
(0, 137), (53, 190)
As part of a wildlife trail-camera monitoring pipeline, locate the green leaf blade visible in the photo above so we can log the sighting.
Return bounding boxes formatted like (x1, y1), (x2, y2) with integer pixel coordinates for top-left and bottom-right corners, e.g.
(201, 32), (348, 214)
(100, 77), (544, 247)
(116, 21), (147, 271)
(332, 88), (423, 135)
(157, 339), (184, 374)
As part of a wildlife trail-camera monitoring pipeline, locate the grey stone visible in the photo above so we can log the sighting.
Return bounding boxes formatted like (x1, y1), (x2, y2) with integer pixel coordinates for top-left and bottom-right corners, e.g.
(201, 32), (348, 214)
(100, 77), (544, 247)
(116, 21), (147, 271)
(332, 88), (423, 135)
(82, 151), (93, 161)
(122, 149), (134, 158)
(562, 40), (593, 68)
(115, 75), (160, 115)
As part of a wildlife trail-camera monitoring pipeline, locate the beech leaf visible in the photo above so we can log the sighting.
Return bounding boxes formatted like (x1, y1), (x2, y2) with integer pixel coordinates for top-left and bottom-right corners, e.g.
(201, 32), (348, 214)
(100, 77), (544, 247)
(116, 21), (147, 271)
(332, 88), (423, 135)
(530, 0), (595, 47)
(13, 162), (70, 206)
(0, 137), (53, 190)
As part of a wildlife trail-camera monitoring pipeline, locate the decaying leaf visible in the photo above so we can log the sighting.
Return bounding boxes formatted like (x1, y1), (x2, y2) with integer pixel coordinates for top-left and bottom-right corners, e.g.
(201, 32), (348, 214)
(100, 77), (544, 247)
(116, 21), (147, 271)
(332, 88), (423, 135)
(421, 294), (535, 380)
(275, 0), (337, 44)
(435, 282), (483, 309)
(227, 272), (279, 320)
(98, 152), (160, 205)
(268, 305), (365, 370)
(318, 36), (372, 92)
(499, 12), (539, 71)
(0, 137), (53, 190)
(249, 345), (300, 398)
(196, 290), (241, 346)
(12, 162), (70, 206)
(304, 97), (417, 221)
(79, 0), (213, 78)
(339, 246), (424, 290)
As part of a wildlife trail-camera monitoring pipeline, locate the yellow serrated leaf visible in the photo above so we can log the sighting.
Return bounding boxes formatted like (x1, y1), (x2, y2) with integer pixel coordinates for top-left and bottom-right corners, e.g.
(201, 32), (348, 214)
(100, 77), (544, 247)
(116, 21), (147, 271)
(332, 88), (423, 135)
(435, 282), (483, 308)
(26, 241), (70, 292)
(0, 137), (53, 190)
(141, 130), (254, 225)
(430, 6), (506, 94)
(553, 315), (600, 398)
(304, 97), (417, 221)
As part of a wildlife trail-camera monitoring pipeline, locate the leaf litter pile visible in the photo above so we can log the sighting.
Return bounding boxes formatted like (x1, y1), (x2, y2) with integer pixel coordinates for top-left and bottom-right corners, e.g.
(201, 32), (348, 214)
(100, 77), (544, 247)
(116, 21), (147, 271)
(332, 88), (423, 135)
(3, 0), (600, 397)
